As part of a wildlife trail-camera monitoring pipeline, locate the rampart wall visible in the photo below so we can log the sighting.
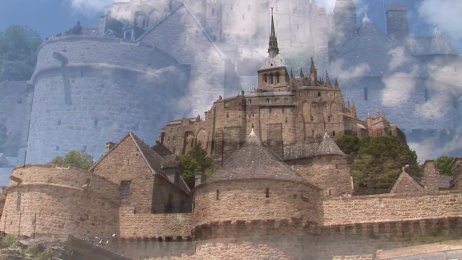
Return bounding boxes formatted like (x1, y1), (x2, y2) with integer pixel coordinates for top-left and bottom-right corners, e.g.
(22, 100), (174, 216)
(27, 36), (190, 163)
(193, 180), (321, 228)
(118, 207), (192, 239)
(0, 165), (119, 240)
(322, 192), (462, 226)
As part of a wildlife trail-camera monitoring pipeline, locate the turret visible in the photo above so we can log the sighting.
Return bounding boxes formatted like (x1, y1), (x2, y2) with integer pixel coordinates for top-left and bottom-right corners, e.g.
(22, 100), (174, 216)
(334, 0), (357, 38)
(309, 57), (317, 85)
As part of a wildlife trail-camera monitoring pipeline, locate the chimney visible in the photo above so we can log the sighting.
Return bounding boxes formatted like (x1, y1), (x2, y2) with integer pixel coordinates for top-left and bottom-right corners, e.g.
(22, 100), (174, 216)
(195, 172), (203, 187)
(105, 142), (115, 153)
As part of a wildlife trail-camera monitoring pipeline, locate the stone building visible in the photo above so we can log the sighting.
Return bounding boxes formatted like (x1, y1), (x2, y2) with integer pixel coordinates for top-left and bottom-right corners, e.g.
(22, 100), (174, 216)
(157, 15), (403, 196)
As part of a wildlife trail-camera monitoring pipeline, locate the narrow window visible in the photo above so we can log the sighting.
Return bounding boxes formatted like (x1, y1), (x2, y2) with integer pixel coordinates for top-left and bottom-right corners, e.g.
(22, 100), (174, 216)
(57, 119), (61, 126)
(285, 98), (289, 103)
(333, 131), (336, 137)
(318, 92), (321, 97)
(265, 98), (270, 104)
(264, 74), (267, 83)
(424, 89), (429, 101)
(364, 87), (368, 101)
(120, 181), (131, 202)
(265, 188), (270, 198)
(276, 74), (280, 83)
(216, 189), (220, 200)
(285, 117), (288, 123)
(270, 74), (274, 84)
(226, 112), (229, 118)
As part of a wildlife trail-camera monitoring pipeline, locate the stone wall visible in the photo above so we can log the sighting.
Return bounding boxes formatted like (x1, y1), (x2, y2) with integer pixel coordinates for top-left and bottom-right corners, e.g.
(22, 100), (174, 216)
(288, 154), (353, 196)
(27, 36), (189, 163)
(0, 165), (119, 240)
(193, 179), (321, 228)
(118, 207), (191, 239)
(93, 136), (157, 213)
(322, 192), (462, 226)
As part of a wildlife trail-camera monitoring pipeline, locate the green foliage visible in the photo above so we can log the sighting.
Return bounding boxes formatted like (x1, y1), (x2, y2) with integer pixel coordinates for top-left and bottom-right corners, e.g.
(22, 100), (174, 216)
(0, 234), (18, 249)
(179, 143), (213, 189)
(435, 156), (454, 176)
(50, 150), (93, 170)
(0, 25), (42, 81)
(337, 135), (420, 195)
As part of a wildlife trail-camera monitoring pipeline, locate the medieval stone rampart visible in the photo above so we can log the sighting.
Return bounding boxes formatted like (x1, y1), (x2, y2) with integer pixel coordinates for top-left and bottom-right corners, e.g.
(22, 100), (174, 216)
(27, 36), (190, 163)
(0, 165), (119, 240)
(322, 191), (462, 226)
(118, 207), (191, 239)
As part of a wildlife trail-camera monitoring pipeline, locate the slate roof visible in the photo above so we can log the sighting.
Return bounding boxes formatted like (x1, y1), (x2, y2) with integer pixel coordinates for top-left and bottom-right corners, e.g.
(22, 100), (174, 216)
(317, 132), (346, 156)
(207, 130), (305, 183)
(283, 132), (345, 160)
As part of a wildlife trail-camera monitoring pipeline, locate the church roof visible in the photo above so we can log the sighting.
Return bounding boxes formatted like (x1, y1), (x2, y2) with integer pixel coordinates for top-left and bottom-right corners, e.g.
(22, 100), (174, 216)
(260, 55), (285, 70)
(207, 130), (305, 183)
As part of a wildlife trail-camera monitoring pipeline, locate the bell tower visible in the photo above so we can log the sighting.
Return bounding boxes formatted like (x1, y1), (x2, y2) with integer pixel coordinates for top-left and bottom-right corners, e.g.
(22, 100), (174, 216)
(257, 10), (290, 92)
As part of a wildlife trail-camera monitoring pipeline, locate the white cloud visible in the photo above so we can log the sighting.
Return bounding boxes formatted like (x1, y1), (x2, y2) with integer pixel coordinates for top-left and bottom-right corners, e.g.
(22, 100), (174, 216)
(381, 73), (417, 107)
(329, 59), (371, 82)
(419, 0), (462, 43)
(409, 132), (462, 162)
(66, 0), (128, 14)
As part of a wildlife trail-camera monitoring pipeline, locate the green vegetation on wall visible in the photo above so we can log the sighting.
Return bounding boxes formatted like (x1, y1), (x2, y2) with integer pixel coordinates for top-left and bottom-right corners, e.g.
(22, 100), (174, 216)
(179, 143), (213, 189)
(336, 135), (420, 195)
(50, 150), (93, 170)
(0, 25), (42, 81)
(435, 156), (455, 176)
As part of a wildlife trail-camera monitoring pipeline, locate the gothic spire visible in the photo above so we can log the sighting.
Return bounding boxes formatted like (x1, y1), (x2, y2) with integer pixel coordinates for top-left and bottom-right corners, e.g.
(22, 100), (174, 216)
(268, 8), (279, 58)
(325, 71), (331, 87)
(300, 68), (305, 79)
(309, 57), (317, 85)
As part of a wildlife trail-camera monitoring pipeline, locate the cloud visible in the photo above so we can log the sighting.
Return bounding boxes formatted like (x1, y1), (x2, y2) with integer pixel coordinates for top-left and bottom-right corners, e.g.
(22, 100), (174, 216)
(66, 0), (128, 14)
(419, 0), (462, 43)
(381, 73), (417, 107)
(409, 132), (462, 162)
(329, 59), (371, 83)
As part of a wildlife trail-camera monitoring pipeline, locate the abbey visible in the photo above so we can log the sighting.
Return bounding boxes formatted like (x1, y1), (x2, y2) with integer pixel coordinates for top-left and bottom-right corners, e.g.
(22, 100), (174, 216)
(1, 15), (462, 259)
(158, 15), (404, 169)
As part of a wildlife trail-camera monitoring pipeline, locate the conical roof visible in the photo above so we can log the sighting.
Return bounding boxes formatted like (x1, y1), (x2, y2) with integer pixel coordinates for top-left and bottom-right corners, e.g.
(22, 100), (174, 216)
(316, 132), (346, 156)
(206, 129), (305, 183)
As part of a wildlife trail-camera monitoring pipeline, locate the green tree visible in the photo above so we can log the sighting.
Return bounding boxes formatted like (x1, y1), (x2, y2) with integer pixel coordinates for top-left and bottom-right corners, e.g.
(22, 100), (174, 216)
(179, 143), (213, 189)
(0, 25), (42, 81)
(435, 156), (454, 176)
(347, 136), (420, 195)
(50, 150), (93, 170)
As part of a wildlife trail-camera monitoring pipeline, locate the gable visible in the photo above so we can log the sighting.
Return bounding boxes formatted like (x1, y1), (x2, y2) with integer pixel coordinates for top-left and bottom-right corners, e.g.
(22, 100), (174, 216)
(390, 171), (423, 195)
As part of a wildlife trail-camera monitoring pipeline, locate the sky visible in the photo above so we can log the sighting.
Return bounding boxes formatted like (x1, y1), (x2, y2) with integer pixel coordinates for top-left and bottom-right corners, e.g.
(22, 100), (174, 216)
(0, 0), (462, 49)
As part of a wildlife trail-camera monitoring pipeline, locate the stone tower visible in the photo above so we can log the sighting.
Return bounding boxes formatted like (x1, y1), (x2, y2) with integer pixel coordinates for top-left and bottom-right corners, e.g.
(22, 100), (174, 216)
(334, 0), (357, 39)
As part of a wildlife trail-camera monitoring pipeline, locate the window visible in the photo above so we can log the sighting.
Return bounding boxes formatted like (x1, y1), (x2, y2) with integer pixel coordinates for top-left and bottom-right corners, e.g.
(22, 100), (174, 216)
(120, 181), (131, 202)
(248, 99), (252, 105)
(333, 131), (336, 137)
(275, 98), (280, 104)
(318, 92), (321, 97)
(285, 98), (289, 104)
(226, 112), (229, 118)
(276, 74), (280, 83)
(216, 189), (220, 200)
(265, 188), (270, 198)
(364, 87), (368, 101)
(265, 98), (270, 104)
(264, 75), (267, 83)
(270, 74), (274, 84)
(224, 101), (230, 108)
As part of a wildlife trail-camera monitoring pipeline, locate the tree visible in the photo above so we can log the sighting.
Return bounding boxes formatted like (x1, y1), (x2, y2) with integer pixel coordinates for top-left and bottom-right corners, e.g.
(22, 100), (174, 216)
(0, 25), (42, 81)
(179, 143), (213, 189)
(337, 135), (420, 195)
(50, 150), (93, 170)
(435, 156), (454, 176)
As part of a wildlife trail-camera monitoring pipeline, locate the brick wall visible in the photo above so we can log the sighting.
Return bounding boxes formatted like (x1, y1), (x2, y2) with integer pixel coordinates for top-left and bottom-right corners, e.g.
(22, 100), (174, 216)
(322, 192), (462, 226)
(118, 207), (191, 238)
(193, 179), (321, 227)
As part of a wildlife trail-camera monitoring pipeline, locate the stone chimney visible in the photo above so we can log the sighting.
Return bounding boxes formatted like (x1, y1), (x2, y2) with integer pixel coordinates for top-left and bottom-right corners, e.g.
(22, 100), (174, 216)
(105, 142), (115, 153)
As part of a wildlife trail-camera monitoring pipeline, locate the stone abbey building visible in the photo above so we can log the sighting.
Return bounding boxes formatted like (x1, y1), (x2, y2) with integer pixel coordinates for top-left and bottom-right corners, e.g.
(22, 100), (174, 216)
(158, 15), (404, 169)
(0, 15), (462, 260)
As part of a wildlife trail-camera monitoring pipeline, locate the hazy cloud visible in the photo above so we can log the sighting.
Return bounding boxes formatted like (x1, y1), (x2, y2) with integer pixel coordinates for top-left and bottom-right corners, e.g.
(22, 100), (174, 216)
(67, 0), (127, 14)
(409, 132), (462, 162)
(419, 0), (462, 43)
(381, 73), (417, 107)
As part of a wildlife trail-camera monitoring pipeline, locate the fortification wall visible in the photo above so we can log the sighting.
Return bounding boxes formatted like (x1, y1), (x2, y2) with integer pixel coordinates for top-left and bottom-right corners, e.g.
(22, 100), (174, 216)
(0, 165), (119, 240)
(288, 155), (353, 197)
(322, 192), (462, 226)
(193, 180), (321, 228)
(27, 36), (190, 163)
(119, 207), (191, 239)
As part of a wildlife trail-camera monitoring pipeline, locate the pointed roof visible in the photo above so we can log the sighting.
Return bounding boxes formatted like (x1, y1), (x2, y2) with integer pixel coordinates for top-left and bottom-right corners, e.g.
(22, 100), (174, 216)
(390, 166), (424, 194)
(206, 129), (306, 183)
(316, 132), (346, 156)
(268, 10), (279, 57)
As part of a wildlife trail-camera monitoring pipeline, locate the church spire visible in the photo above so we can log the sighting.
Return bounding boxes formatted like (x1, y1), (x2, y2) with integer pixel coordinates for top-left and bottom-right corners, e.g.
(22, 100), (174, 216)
(268, 8), (279, 58)
(309, 57), (317, 85)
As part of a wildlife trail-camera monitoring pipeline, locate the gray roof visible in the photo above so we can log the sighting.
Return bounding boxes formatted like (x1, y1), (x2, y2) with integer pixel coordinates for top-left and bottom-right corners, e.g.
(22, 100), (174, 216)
(317, 132), (346, 156)
(207, 130), (305, 183)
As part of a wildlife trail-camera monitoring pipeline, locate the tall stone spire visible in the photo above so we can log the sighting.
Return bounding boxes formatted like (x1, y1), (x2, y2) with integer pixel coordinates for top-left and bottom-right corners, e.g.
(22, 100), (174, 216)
(309, 57), (317, 85)
(268, 8), (279, 58)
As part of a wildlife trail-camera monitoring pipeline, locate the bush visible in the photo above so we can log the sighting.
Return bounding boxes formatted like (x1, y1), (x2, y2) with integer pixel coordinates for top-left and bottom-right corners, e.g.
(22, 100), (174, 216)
(50, 150), (93, 170)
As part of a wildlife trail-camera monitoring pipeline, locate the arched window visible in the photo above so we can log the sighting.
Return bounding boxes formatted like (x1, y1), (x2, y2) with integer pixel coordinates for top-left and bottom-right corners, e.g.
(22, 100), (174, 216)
(265, 188), (270, 198)
(216, 190), (220, 200)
